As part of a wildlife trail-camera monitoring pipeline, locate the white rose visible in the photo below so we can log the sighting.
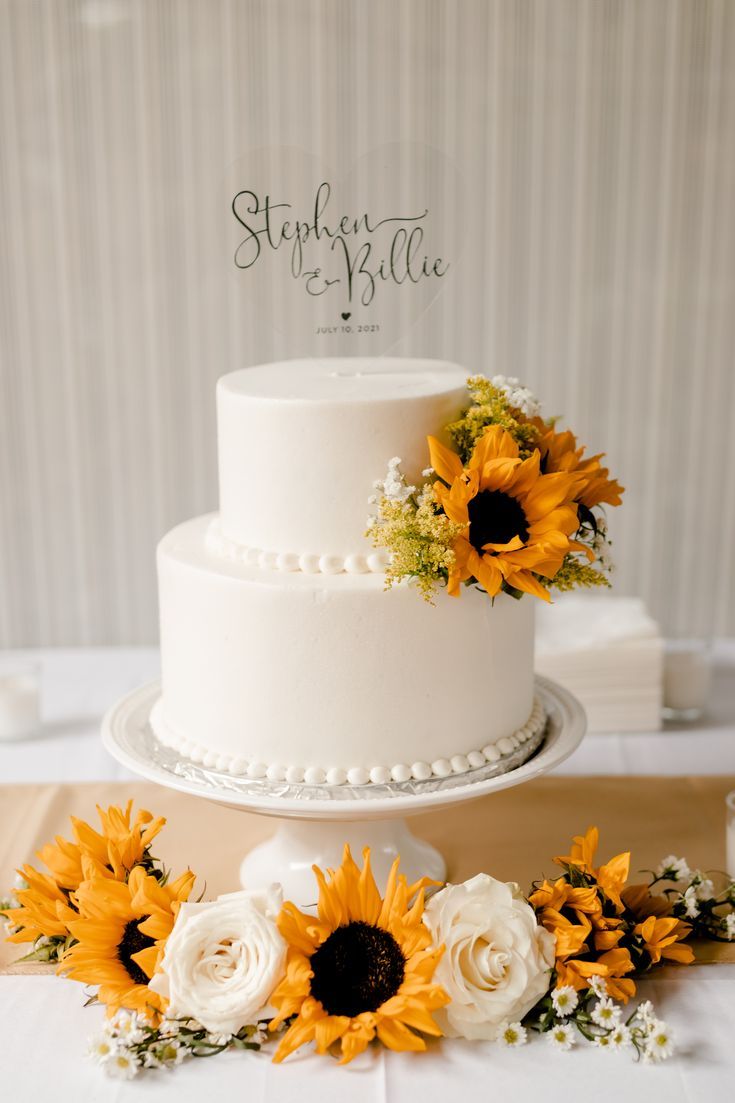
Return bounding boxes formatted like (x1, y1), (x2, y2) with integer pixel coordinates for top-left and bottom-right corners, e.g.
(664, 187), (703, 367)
(423, 873), (555, 1040)
(149, 885), (286, 1035)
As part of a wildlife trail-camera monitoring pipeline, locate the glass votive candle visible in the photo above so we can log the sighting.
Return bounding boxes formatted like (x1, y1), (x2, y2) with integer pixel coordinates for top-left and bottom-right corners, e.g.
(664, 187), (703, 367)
(727, 791), (735, 880)
(662, 639), (712, 722)
(0, 657), (41, 740)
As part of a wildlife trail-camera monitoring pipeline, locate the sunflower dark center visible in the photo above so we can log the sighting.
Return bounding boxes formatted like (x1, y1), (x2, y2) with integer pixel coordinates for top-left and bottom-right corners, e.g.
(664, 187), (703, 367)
(309, 920), (405, 1017)
(468, 489), (529, 551)
(117, 918), (155, 986)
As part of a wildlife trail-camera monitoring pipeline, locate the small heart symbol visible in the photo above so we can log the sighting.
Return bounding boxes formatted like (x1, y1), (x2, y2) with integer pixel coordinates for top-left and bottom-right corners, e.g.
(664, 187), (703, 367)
(341, 312), (351, 321)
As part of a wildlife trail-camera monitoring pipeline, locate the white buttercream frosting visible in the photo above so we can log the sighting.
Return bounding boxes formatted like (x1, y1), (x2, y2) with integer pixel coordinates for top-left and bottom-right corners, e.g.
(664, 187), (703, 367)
(216, 358), (467, 558)
(154, 514), (536, 777)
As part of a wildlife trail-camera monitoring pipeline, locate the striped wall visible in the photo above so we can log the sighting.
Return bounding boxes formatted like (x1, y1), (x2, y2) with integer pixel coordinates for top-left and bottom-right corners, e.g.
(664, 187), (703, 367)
(1, 0), (734, 645)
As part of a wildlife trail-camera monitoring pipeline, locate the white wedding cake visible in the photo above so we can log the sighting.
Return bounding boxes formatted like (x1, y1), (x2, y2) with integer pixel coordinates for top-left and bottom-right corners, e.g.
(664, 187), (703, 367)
(150, 358), (543, 786)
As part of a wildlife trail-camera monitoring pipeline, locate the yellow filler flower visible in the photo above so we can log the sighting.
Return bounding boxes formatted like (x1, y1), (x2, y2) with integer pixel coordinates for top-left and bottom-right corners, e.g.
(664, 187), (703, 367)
(428, 425), (583, 601)
(269, 845), (448, 1064)
(58, 866), (195, 1018)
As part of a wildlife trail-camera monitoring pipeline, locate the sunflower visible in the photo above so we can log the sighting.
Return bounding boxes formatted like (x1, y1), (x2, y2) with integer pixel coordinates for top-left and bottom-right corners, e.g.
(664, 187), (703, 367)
(28, 801), (166, 893)
(533, 421), (624, 513)
(269, 845), (449, 1064)
(634, 916), (694, 966)
(3, 864), (79, 946)
(67, 801), (166, 884)
(428, 425), (583, 601)
(58, 865), (195, 1019)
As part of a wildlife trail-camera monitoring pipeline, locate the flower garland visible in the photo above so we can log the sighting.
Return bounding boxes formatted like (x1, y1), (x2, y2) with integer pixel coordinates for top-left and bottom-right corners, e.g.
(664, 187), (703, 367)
(366, 374), (624, 602)
(3, 805), (735, 1079)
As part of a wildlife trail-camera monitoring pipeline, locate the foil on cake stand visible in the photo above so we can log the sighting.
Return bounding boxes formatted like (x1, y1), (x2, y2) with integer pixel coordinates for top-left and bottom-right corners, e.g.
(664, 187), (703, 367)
(102, 675), (586, 905)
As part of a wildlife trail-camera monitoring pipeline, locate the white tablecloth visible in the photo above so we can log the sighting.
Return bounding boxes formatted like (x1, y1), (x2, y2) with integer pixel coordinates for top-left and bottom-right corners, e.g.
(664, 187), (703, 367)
(1, 647), (735, 1099)
(2, 968), (733, 1101)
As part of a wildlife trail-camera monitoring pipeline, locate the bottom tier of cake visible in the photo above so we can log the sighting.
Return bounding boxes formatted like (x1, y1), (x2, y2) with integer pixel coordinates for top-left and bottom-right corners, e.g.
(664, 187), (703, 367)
(151, 515), (537, 783)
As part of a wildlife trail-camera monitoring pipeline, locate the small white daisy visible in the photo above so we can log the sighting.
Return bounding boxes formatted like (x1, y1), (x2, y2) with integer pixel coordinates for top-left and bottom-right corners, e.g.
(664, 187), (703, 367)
(497, 1022), (527, 1047)
(548, 1023), (576, 1051)
(591, 997), (621, 1028)
(635, 1000), (656, 1024)
(87, 1035), (118, 1064)
(551, 986), (579, 1017)
(109, 1010), (147, 1045)
(421, 467), (434, 477)
(156, 1040), (190, 1066)
(644, 1022), (675, 1062)
(593, 1033), (612, 1049)
(655, 855), (691, 883)
(104, 1050), (139, 1080)
(723, 912), (735, 940)
(588, 974), (608, 998)
(608, 1023), (632, 1050)
(158, 1017), (180, 1038)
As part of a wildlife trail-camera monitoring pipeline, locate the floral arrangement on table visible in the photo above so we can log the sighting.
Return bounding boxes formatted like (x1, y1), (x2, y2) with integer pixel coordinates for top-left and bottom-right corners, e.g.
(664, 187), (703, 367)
(3, 804), (735, 1080)
(367, 374), (624, 602)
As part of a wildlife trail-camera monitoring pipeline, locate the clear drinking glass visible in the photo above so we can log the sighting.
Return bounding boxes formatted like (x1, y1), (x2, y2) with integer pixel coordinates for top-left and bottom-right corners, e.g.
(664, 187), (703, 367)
(662, 639), (712, 722)
(726, 791), (735, 880)
(0, 657), (41, 740)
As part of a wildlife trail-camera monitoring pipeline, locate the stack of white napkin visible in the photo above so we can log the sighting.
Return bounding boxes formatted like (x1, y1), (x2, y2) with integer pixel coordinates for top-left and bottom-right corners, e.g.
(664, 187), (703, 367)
(535, 594), (663, 733)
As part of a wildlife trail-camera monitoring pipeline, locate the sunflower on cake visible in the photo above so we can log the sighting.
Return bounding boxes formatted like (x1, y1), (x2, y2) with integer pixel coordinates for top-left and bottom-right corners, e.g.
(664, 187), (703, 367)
(367, 373), (623, 604)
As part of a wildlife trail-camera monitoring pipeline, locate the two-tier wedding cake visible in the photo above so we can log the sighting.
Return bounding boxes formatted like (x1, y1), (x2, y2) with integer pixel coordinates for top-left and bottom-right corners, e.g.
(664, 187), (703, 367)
(150, 358), (544, 786)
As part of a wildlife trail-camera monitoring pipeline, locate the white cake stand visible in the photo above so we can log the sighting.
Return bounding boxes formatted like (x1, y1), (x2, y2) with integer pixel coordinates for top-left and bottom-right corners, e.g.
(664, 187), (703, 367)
(102, 676), (585, 906)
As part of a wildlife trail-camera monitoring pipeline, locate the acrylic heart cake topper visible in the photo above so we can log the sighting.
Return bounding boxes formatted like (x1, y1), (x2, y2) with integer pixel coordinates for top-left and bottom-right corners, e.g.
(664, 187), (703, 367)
(225, 143), (464, 355)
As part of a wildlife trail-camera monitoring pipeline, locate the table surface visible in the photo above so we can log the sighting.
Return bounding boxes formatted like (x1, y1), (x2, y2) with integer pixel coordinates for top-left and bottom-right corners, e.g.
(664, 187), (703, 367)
(1, 647), (735, 1101)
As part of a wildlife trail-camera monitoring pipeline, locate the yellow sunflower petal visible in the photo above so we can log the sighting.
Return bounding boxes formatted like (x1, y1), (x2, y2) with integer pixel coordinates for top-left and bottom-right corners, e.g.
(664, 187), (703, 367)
(314, 1014), (350, 1053)
(376, 1017), (427, 1052)
(469, 425), (519, 470)
(378, 998), (445, 1036)
(130, 945), (159, 979)
(427, 436), (464, 484)
(273, 1018), (319, 1063)
(338, 1017), (376, 1064)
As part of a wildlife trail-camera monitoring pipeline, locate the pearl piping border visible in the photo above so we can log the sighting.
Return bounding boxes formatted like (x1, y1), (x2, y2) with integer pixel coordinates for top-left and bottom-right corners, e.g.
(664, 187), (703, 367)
(205, 518), (388, 576)
(149, 696), (546, 787)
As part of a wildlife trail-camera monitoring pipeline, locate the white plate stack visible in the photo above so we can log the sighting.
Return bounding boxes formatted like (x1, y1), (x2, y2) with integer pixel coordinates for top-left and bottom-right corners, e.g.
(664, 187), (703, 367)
(535, 595), (663, 733)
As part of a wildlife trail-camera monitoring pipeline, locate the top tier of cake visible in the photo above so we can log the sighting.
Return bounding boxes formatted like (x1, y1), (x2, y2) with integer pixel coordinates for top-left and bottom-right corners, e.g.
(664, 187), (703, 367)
(216, 357), (467, 561)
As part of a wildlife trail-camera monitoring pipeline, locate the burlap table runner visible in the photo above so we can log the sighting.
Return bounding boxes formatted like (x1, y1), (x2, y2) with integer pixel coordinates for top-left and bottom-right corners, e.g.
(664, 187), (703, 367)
(2, 777), (734, 973)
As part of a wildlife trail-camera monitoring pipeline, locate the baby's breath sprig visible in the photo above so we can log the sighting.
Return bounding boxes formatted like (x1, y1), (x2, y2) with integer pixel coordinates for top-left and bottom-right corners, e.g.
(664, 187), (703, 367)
(446, 375), (540, 462)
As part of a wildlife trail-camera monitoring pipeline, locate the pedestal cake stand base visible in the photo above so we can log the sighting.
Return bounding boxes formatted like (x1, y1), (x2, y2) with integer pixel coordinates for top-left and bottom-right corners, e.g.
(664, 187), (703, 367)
(240, 818), (447, 903)
(102, 676), (585, 906)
